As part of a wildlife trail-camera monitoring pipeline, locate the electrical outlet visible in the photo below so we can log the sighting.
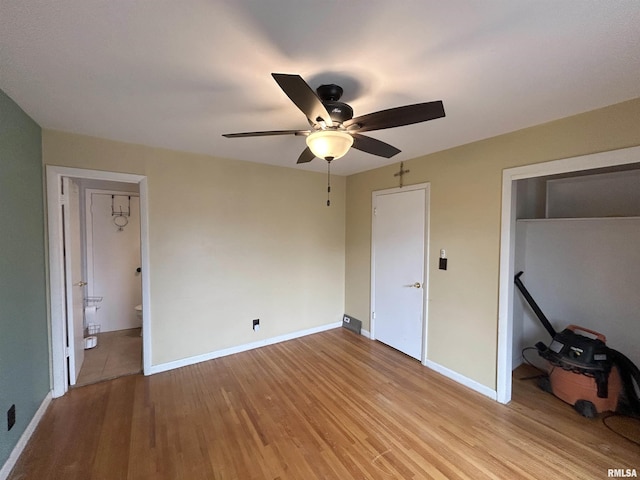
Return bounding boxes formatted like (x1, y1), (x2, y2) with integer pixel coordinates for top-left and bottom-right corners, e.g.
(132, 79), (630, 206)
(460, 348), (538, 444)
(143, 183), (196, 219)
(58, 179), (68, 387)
(7, 404), (15, 431)
(252, 319), (260, 332)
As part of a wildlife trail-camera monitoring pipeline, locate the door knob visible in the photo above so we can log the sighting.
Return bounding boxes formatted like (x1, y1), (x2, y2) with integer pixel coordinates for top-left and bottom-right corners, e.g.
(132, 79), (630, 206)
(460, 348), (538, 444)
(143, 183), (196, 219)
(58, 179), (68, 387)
(413, 282), (422, 289)
(74, 281), (88, 287)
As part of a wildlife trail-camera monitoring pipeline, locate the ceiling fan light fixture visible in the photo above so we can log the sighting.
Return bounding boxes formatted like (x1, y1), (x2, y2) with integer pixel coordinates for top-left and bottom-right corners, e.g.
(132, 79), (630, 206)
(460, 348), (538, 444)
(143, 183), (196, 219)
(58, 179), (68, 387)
(306, 130), (354, 161)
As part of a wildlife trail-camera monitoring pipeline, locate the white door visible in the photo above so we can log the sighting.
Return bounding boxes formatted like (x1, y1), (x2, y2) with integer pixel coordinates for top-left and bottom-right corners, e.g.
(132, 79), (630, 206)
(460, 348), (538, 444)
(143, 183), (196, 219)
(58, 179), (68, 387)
(372, 186), (428, 360)
(87, 191), (141, 332)
(62, 177), (85, 385)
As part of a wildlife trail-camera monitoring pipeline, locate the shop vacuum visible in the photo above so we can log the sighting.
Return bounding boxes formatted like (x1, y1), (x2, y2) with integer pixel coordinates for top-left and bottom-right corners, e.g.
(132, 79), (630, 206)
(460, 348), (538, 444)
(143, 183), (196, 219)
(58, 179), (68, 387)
(514, 271), (640, 419)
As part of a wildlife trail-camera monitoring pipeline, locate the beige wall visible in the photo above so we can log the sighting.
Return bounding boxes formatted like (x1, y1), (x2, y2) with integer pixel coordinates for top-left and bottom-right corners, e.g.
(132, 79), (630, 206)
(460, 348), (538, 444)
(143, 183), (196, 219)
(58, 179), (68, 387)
(43, 130), (346, 365)
(345, 97), (640, 389)
(41, 97), (640, 384)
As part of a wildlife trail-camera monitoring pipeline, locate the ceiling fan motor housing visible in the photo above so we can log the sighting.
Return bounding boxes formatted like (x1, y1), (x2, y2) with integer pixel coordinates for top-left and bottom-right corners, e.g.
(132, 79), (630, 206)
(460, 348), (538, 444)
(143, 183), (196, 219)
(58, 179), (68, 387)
(323, 100), (354, 124)
(316, 84), (354, 124)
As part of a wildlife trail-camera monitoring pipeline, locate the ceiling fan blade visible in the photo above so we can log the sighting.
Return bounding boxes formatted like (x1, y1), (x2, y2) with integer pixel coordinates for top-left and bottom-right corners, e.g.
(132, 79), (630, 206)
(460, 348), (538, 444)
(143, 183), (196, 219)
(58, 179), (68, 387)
(344, 101), (445, 133)
(351, 133), (401, 158)
(296, 146), (316, 164)
(222, 129), (310, 138)
(272, 73), (333, 127)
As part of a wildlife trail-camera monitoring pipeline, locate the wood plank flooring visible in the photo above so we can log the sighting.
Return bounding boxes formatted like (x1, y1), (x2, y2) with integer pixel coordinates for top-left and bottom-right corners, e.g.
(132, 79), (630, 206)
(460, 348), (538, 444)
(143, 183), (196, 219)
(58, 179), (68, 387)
(8, 328), (639, 479)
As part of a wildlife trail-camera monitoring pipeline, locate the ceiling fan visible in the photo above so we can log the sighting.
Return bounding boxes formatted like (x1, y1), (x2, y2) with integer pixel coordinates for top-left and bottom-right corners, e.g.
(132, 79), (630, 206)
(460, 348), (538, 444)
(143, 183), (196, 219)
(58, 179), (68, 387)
(223, 73), (446, 165)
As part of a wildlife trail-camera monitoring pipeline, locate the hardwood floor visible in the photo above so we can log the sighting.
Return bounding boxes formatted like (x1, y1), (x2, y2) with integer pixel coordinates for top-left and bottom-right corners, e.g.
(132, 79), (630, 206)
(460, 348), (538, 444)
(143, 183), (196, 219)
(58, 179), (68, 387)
(8, 328), (638, 479)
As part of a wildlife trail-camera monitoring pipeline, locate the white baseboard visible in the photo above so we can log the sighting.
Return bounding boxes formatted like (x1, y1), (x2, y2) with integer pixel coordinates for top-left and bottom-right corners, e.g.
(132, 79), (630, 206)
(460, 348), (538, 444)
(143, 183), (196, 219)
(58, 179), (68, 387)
(0, 391), (52, 480)
(150, 321), (342, 375)
(360, 329), (371, 339)
(424, 359), (497, 401)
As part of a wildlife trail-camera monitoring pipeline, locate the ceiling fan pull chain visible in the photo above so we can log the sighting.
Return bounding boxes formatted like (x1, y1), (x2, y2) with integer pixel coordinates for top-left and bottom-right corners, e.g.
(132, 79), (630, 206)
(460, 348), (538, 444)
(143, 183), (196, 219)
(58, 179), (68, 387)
(327, 160), (331, 207)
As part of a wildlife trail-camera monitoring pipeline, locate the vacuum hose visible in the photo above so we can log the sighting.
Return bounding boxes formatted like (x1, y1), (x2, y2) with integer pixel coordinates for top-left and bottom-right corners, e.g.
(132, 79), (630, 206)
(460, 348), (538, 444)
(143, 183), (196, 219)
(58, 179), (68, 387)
(514, 271), (557, 338)
(608, 348), (640, 417)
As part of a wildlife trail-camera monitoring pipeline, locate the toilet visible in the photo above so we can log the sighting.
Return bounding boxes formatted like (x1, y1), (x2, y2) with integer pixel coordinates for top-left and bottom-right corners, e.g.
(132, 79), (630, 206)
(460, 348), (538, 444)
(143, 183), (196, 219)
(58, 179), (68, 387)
(135, 304), (143, 335)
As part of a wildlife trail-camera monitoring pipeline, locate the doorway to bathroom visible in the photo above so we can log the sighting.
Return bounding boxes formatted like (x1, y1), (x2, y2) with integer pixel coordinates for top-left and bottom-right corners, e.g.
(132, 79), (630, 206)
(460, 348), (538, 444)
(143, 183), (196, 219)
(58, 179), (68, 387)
(46, 166), (150, 398)
(74, 185), (143, 387)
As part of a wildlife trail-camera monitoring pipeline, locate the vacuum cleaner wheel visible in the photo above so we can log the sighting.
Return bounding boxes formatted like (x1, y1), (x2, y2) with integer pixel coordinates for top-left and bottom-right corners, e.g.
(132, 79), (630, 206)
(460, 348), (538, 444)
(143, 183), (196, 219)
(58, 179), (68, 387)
(574, 400), (597, 418)
(537, 376), (553, 393)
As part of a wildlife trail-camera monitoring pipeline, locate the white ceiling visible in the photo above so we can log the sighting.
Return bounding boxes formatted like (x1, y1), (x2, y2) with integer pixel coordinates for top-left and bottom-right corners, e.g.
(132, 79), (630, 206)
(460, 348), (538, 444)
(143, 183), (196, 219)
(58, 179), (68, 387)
(1, 1), (639, 176)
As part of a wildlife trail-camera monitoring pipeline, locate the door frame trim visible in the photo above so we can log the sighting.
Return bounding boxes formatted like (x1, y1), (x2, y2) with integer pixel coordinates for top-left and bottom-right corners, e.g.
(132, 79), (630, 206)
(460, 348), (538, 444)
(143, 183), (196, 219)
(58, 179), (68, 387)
(370, 183), (431, 364)
(496, 145), (640, 404)
(46, 166), (151, 398)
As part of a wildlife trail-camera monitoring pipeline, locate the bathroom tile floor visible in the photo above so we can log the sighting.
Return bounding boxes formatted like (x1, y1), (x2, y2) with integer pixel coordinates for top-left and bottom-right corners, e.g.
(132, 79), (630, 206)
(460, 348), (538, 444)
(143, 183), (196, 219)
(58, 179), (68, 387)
(75, 328), (142, 387)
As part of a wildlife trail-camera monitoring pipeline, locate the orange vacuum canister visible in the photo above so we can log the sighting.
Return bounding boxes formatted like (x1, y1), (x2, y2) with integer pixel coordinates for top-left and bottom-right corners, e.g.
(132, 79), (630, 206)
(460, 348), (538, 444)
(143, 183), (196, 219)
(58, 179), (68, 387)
(536, 324), (622, 417)
(546, 364), (622, 416)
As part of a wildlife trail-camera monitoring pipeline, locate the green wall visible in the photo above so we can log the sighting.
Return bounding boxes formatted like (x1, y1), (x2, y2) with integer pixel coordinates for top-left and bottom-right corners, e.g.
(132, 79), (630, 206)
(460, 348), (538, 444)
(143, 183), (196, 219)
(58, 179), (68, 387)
(0, 89), (49, 467)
